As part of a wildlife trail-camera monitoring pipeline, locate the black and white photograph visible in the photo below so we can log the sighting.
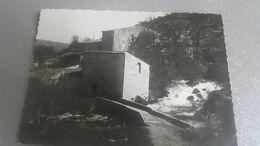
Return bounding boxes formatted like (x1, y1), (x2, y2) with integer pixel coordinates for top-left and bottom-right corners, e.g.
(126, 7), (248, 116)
(18, 9), (237, 146)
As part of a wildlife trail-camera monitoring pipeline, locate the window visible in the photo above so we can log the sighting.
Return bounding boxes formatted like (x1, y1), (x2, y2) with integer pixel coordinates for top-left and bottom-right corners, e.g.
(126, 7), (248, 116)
(137, 62), (141, 73)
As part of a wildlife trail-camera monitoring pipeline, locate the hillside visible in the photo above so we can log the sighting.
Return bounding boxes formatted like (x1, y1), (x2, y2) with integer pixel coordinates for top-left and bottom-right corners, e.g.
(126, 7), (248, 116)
(128, 13), (230, 98)
(35, 39), (69, 52)
(128, 13), (236, 138)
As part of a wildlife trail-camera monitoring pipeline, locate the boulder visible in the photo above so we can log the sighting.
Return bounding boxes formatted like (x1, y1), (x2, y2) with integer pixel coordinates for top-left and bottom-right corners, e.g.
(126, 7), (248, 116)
(134, 96), (148, 105)
(194, 91), (236, 135)
(197, 93), (203, 99)
(192, 88), (200, 94)
(186, 95), (194, 101)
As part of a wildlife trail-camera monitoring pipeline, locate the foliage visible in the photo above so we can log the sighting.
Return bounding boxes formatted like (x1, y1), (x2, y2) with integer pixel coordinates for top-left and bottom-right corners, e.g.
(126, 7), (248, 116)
(63, 35), (81, 53)
(71, 35), (80, 45)
(33, 45), (57, 66)
(128, 13), (230, 98)
(82, 37), (95, 43)
(23, 68), (95, 122)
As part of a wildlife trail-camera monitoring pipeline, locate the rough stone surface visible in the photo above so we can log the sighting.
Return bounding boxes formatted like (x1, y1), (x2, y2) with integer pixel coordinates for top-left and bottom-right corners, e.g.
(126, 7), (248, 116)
(192, 88), (200, 94)
(187, 96), (194, 101)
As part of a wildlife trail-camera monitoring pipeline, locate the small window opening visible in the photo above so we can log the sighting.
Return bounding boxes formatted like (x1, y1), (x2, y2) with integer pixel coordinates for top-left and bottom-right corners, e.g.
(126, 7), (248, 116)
(137, 62), (142, 73)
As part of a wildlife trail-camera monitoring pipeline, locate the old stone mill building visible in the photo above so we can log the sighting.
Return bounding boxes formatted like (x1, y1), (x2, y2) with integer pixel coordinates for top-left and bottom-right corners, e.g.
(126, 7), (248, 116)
(81, 51), (149, 100)
(59, 25), (150, 100)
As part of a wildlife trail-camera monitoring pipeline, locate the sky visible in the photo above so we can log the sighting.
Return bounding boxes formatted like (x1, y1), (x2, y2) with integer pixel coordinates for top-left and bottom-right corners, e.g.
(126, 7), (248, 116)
(36, 9), (165, 44)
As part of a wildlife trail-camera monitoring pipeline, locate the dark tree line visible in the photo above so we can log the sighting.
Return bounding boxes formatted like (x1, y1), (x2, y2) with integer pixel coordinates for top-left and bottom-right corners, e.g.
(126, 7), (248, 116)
(129, 13), (230, 98)
(33, 45), (57, 66)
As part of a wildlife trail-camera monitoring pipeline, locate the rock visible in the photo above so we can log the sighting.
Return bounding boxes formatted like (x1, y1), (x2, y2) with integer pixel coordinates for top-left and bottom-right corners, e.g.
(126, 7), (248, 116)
(186, 95), (194, 101)
(197, 93), (203, 99)
(192, 88), (200, 94)
(134, 95), (148, 105)
(194, 91), (236, 134)
(148, 96), (158, 104)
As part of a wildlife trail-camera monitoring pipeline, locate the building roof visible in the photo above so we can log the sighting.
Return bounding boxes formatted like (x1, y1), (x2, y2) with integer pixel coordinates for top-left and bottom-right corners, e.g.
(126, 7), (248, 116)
(81, 51), (150, 66)
(102, 24), (146, 32)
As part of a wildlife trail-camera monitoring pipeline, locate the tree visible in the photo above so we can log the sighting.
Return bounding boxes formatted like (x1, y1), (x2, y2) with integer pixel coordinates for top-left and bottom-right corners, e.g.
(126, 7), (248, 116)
(63, 35), (81, 53)
(71, 35), (80, 45)
(82, 37), (95, 43)
(33, 45), (56, 66)
(128, 13), (228, 98)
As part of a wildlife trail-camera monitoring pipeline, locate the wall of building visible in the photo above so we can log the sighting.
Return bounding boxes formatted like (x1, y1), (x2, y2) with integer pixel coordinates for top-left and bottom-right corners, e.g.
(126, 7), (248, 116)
(112, 25), (147, 52)
(81, 52), (125, 99)
(122, 52), (150, 100)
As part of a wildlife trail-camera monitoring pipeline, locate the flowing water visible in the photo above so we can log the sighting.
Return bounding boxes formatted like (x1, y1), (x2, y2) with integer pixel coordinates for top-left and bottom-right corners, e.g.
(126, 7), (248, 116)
(148, 80), (223, 114)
